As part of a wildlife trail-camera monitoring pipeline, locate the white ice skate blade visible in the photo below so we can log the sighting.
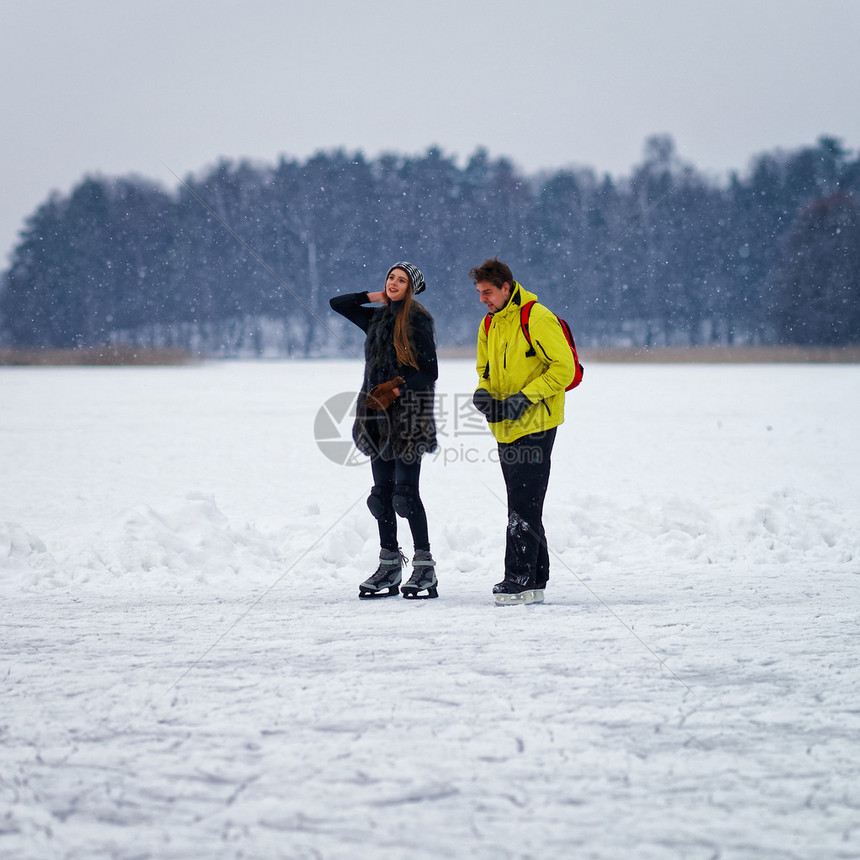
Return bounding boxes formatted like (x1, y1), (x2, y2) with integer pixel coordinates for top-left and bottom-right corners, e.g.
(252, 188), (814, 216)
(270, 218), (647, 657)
(358, 585), (400, 599)
(494, 589), (545, 606)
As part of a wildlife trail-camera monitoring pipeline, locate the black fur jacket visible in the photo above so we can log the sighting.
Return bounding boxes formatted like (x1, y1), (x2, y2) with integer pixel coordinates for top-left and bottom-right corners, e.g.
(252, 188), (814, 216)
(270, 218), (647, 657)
(329, 292), (438, 462)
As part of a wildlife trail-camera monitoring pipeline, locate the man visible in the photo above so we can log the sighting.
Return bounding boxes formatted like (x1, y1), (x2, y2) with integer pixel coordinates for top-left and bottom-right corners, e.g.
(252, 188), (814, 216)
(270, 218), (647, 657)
(470, 258), (575, 605)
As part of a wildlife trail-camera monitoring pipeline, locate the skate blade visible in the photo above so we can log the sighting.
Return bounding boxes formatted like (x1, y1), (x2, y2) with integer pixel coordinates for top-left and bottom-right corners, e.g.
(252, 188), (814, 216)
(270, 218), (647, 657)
(494, 589), (544, 606)
(401, 586), (438, 600)
(359, 586), (400, 599)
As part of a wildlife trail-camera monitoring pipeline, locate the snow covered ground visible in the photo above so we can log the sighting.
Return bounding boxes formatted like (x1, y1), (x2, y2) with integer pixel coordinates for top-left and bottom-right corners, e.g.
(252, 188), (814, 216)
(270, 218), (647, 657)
(2, 358), (859, 859)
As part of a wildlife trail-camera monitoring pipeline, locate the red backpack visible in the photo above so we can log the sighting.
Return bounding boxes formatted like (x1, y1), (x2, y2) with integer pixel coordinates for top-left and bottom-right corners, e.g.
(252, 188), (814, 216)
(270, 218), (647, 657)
(483, 300), (584, 391)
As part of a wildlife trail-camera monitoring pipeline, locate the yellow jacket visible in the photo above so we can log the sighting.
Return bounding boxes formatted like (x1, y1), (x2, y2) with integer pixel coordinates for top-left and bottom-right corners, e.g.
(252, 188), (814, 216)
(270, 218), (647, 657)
(476, 282), (576, 443)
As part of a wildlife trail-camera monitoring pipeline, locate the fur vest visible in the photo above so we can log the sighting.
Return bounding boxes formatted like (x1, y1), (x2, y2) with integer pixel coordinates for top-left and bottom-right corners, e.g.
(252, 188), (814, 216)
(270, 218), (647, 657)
(352, 303), (437, 463)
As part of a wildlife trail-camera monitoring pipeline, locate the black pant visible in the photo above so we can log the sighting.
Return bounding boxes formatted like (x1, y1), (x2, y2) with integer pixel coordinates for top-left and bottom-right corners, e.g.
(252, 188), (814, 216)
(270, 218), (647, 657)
(370, 456), (430, 552)
(498, 427), (556, 588)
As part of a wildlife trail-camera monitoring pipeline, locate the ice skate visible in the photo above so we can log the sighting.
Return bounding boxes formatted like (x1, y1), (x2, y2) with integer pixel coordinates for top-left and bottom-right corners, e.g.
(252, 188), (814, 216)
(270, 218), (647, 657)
(401, 550), (438, 599)
(358, 548), (405, 599)
(493, 579), (545, 606)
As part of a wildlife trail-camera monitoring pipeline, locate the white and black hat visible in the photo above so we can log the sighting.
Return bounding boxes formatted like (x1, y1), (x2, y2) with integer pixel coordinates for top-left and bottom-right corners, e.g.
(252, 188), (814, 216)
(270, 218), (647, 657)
(388, 261), (425, 295)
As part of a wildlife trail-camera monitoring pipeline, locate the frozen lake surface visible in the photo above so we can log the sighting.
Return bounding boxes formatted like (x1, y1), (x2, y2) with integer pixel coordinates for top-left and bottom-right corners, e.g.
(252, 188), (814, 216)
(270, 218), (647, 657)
(2, 359), (859, 859)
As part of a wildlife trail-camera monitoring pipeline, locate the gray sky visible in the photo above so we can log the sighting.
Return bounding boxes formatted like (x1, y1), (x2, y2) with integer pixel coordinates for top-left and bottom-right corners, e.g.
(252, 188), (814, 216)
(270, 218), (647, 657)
(2, 0), (859, 266)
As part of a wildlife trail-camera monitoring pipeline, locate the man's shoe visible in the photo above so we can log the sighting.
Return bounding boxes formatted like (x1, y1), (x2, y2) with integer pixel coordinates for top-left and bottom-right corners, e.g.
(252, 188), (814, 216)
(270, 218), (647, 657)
(492, 579), (544, 606)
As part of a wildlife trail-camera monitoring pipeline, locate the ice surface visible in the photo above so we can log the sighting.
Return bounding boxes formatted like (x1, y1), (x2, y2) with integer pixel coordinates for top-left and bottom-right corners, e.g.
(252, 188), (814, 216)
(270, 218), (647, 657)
(1, 360), (859, 858)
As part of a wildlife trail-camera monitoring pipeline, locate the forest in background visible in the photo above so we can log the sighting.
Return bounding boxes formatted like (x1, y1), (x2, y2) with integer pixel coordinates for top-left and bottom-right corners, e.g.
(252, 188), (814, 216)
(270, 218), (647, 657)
(1, 135), (858, 357)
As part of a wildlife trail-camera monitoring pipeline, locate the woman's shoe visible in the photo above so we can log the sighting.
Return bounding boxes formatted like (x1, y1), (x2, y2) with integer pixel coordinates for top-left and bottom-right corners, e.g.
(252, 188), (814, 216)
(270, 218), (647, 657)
(401, 550), (438, 599)
(359, 549), (405, 599)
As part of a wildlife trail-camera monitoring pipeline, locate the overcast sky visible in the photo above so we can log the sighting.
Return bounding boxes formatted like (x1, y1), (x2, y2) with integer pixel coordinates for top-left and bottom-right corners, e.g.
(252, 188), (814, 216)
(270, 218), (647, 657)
(2, 0), (859, 266)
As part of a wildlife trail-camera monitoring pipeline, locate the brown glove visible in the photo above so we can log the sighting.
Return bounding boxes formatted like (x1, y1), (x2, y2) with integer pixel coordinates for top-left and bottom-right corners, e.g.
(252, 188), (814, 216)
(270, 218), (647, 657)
(366, 376), (405, 410)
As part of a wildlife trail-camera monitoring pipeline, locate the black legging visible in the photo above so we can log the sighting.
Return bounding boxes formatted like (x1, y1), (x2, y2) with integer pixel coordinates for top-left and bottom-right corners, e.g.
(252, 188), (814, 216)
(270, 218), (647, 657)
(370, 456), (430, 553)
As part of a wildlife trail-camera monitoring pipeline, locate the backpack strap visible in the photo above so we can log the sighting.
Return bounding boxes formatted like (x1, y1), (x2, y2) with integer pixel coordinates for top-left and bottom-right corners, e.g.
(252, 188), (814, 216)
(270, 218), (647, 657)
(520, 300), (537, 357)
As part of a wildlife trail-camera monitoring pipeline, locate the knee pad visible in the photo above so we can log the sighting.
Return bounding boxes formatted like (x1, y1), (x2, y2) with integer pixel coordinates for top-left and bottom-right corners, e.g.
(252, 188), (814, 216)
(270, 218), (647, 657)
(367, 486), (393, 521)
(392, 483), (418, 519)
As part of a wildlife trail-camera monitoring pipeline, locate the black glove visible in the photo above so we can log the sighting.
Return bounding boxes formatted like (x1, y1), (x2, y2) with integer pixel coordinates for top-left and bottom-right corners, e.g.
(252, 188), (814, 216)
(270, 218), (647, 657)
(473, 389), (530, 422)
(472, 389), (492, 415)
(473, 389), (504, 423)
(500, 392), (531, 421)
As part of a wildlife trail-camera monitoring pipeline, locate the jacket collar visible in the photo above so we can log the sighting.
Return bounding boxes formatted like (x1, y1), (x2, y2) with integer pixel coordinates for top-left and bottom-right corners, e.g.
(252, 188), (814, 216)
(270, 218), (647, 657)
(494, 281), (526, 321)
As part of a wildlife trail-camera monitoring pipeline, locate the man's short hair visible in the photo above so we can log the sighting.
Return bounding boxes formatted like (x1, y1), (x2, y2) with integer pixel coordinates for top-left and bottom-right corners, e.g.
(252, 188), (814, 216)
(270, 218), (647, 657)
(469, 257), (513, 289)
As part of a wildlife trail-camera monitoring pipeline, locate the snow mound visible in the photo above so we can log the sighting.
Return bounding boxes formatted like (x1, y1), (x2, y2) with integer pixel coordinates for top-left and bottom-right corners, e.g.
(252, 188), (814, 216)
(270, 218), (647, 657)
(734, 490), (858, 564)
(551, 488), (858, 575)
(0, 523), (53, 588)
(2, 494), (280, 592)
(3, 486), (856, 595)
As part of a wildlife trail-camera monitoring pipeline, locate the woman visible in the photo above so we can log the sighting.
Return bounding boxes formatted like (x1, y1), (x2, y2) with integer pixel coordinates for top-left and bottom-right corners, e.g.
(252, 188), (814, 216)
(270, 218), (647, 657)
(329, 262), (438, 599)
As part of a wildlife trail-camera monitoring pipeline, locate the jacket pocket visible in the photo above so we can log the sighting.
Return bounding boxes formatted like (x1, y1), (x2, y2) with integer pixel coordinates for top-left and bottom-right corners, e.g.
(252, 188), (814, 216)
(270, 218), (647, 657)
(536, 339), (552, 362)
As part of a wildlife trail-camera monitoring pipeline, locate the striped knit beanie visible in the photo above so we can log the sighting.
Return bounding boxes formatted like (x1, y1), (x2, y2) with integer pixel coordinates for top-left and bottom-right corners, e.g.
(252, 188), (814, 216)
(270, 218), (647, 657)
(387, 261), (425, 295)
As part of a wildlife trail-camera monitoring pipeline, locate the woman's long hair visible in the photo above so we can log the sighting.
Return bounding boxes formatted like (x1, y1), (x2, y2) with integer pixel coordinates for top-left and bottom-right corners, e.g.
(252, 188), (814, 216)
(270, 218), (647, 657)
(391, 283), (419, 370)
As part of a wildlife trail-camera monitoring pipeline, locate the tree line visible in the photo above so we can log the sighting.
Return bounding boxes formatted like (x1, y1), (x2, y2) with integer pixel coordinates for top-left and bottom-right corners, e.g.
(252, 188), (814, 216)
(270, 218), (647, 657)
(1, 135), (858, 356)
